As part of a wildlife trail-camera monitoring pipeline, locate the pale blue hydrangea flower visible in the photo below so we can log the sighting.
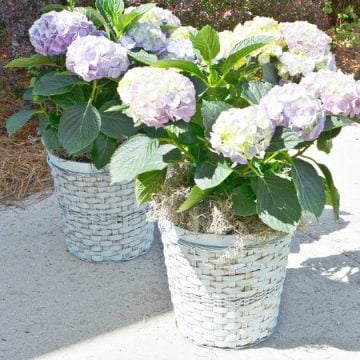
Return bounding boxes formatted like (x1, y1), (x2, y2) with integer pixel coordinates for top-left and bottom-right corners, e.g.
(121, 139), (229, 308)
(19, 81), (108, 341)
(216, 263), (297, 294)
(122, 22), (167, 53)
(159, 27), (196, 61)
(160, 38), (196, 61)
(119, 6), (181, 54)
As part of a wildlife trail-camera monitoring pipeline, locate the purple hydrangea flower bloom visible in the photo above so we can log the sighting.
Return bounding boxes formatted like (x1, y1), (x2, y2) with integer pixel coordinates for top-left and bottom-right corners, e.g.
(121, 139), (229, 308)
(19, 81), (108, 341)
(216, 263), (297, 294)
(29, 10), (98, 56)
(259, 83), (326, 141)
(300, 70), (360, 118)
(66, 36), (129, 81)
(117, 67), (196, 128)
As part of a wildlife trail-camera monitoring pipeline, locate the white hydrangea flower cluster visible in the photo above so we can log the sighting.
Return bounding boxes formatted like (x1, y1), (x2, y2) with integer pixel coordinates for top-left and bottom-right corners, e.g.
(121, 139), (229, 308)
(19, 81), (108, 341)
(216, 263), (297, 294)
(233, 17), (285, 64)
(217, 18), (336, 77)
(216, 30), (238, 61)
(210, 106), (274, 164)
(259, 83), (326, 140)
(117, 67), (196, 128)
(168, 26), (196, 41)
(215, 30), (236, 61)
(278, 21), (336, 77)
(300, 70), (360, 118)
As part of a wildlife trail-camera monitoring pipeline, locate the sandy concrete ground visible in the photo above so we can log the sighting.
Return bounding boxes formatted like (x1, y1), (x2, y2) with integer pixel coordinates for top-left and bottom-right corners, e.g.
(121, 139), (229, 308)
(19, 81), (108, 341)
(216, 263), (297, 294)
(0, 124), (360, 360)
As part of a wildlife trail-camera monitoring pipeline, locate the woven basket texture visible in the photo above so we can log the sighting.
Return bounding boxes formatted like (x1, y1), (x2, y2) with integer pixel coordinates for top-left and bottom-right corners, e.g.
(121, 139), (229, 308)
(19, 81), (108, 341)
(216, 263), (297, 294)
(48, 154), (153, 262)
(159, 220), (292, 349)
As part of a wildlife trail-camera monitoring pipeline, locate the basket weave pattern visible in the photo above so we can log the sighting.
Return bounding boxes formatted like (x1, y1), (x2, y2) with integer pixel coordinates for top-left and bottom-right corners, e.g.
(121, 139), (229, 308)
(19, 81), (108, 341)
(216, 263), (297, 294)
(49, 156), (153, 262)
(159, 220), (291, 349)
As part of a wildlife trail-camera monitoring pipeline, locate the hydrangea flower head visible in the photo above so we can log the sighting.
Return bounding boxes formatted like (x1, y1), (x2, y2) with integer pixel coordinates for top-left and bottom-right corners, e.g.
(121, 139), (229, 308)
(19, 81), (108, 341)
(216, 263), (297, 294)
(124, 22), (167, 53)
(66, 36), (129, 81)
(300, 69), (360, 117)
(210, 106), (274, 164)
(29, 10), (97, 56)
(121, 6), (181, 54)
(234, 17), (285, 64)
(160, 27), (196, 61)
(278, 21), (335, 76)
(161, 38), (196, 61)
(259, 83), (326, 140)
(117, 67), (196, 128)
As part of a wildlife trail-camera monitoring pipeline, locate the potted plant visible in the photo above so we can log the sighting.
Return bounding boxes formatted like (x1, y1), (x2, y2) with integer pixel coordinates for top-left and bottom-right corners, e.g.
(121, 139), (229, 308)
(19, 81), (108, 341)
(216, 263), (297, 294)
(5, 0), (184, 262)
(109, 18), (360, 347)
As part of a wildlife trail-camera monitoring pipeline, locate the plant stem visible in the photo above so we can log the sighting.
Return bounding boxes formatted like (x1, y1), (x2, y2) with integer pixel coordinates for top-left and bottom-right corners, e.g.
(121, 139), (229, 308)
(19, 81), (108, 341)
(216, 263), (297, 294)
(248, 161), (263, 177)
(264, 149), (284, 163)
(295, 143), (312, 157)
(299, 154), (317, 163)
(164, 129), (197, 163)
(88, 80), (97, 105)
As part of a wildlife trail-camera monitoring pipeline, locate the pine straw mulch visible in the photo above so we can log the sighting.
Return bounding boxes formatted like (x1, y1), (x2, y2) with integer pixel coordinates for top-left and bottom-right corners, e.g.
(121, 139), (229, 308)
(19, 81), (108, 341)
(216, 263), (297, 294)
(333, 42), (360, 79)
(0, 28), (52, 206)
(0, 82), (52, 205)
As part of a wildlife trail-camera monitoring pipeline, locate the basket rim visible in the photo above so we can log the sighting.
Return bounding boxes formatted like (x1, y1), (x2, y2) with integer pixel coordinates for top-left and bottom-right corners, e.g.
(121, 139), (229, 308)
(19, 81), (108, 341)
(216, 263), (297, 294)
(47, 152), (106, 175)
(158, 219), (290, 250)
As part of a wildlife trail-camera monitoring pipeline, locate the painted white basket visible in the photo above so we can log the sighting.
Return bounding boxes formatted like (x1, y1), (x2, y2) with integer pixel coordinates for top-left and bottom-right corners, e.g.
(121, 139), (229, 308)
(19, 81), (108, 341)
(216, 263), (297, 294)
(48, 153), (153, 262)
(159, 220), (292, 349)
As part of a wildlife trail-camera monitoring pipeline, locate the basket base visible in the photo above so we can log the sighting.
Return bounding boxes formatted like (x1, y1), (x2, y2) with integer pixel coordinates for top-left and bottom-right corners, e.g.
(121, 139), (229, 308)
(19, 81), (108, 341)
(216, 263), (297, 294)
(66, 237), (154, 263)
(182, 329), (275, 350)
(177, 318), (277, 350)
(64, 224), (155, 263)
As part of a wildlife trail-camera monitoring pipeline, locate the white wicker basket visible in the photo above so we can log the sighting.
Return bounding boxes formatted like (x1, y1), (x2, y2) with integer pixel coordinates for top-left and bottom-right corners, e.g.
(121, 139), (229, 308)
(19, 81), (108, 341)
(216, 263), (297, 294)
(48, 153), (154, 262)
(159, 220), (292, 349)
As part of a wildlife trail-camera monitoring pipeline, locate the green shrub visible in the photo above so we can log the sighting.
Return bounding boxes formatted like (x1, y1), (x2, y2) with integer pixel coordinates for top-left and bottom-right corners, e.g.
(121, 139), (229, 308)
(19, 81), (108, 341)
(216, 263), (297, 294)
(323, 1), (360, 48)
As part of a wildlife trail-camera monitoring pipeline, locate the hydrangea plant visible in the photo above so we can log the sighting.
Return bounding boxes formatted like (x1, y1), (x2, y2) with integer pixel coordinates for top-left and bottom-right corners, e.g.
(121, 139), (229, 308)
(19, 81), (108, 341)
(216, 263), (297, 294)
(6, 0), (182, 169)
(110, 22), (360, 234)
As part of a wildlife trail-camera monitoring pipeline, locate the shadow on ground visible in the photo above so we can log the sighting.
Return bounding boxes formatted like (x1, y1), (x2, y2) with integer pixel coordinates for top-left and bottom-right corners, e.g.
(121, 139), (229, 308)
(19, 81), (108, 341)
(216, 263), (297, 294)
(262, 250), (360, 351)
(291, 208), (350, 254)
(0, 198), (172, 360)
(1, 197), (359, 359)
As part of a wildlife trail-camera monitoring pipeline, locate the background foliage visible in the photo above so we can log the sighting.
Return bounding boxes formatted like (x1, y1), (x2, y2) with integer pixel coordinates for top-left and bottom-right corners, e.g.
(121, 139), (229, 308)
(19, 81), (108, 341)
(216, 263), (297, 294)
(1, 0), (358, 88)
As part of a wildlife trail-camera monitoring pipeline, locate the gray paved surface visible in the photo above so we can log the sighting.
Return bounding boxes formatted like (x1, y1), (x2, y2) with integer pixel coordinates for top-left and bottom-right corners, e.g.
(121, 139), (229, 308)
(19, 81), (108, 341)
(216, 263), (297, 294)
(0, 125), (359, 360)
